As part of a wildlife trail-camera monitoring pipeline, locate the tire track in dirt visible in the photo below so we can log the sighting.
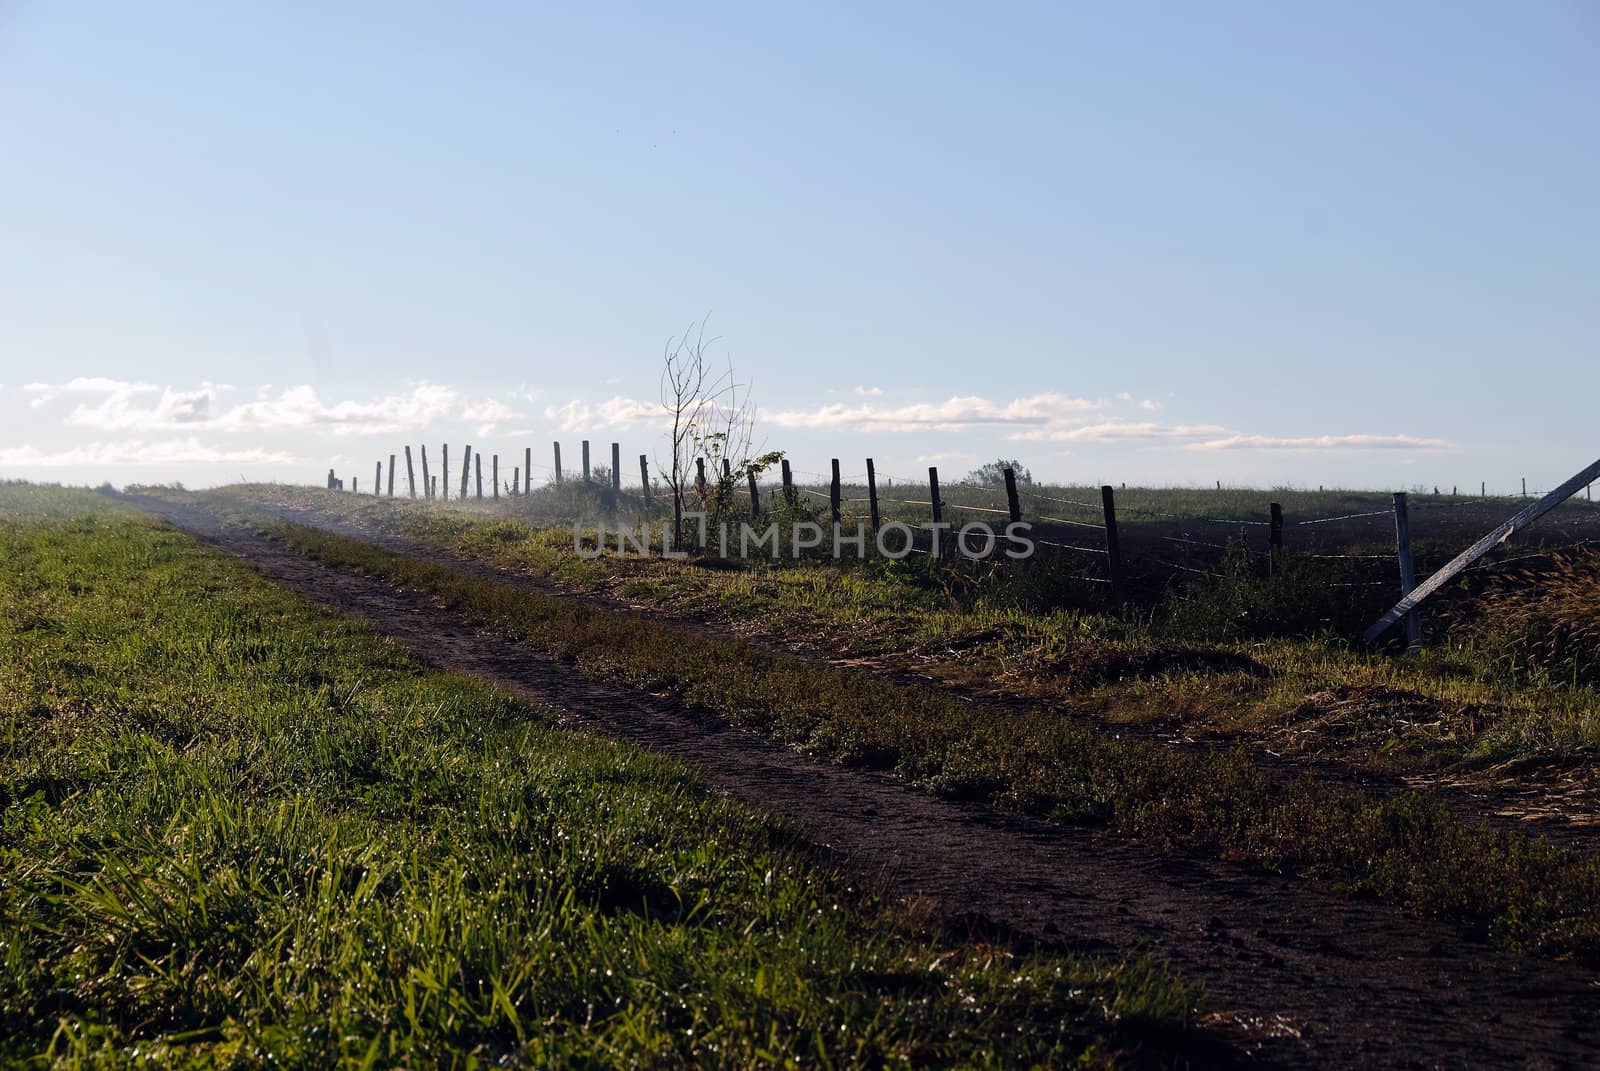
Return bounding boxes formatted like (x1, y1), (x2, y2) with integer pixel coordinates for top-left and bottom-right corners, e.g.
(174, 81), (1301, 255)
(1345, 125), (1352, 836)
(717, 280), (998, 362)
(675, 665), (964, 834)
(130, 496), (1600, 1070)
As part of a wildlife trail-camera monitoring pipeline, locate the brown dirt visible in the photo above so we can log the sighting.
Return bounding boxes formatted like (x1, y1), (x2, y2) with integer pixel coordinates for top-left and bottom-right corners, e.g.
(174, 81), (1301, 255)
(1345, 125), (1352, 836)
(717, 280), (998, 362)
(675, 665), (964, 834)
(122, 494), (1600, 1069)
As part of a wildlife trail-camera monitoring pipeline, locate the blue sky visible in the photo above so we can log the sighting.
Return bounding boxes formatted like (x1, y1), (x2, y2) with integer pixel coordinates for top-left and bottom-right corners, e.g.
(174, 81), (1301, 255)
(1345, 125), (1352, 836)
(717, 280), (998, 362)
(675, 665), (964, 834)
(1, 2), (1595, 491)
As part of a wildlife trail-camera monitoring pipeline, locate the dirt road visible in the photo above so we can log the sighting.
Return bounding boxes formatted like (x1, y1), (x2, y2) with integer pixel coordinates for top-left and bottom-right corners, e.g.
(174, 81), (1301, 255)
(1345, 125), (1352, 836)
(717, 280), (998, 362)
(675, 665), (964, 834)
(130, 495), (1600, 1069)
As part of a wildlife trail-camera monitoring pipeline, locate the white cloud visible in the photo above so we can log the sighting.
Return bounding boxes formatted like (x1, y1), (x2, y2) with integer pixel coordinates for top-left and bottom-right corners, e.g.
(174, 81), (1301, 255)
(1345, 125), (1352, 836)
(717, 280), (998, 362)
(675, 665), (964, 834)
(25, 377), (160, 409)
(64, 381), (231, 430)
(1008, 421), (1227, 443)
(1186, 433), (1451, 452)
(544, 396), (662, 431)
(0, 439), (302, 468)
(915, 450), (976, 463)
(854, 385), (884, 397)
(765, 392), (1102, 433)
(28, 378), (463, 437)
(460, 399), (522, 437)
(1139, 398), (1162, 412)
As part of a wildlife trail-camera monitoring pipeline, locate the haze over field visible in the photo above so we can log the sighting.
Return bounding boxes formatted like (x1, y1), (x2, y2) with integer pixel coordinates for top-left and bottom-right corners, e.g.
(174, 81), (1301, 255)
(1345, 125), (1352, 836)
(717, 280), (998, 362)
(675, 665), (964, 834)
(1, 2), (1595, 490)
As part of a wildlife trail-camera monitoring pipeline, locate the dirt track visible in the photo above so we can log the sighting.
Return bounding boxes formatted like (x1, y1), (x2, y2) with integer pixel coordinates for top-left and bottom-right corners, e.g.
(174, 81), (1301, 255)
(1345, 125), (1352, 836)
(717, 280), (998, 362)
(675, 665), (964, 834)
(130, 495), (1600, 1070)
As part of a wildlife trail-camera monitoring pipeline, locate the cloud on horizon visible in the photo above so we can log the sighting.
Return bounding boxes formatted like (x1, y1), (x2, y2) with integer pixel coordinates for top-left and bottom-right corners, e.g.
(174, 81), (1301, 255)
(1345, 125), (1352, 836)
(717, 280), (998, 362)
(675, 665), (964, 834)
(0, 438), (303, 468)
(1185, 433), (1452, 452)
(23, 378), (502, 438)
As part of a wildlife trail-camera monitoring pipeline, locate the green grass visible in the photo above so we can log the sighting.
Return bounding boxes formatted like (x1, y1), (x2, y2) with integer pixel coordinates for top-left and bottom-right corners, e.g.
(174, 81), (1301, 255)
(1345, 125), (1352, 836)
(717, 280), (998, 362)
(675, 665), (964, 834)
(196, 484), (1600, 780)
(0, 485), (1197, 1068)
(217, 501), (1600, 962)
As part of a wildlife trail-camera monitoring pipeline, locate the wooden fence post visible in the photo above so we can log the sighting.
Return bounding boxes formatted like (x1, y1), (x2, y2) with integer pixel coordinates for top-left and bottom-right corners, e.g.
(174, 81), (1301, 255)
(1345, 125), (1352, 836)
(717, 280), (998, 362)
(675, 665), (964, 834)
(866, 458), (880, 531)
(524, 447), (531, 494)
(928, 466), (943, 554)
(492, 455), (500, 500)
(327, 468), (334, 490)
(475, 454), (484, 499)
(695, 457), (707, 496)
(416, 448), (426, 499)
(389, 453), (398, 497)
(1269, 502), (1284, 574)
(441, 445), (449, 501)
(781, 459), (794, 507)
(353, 477), (358, 494)
(512, 467), (519, 498)
(612, 443), (621, 492)
(582, 440), (591, 483)
(1003, 466), (1021, 523)
(1101, 485), (1123, 591)
(404, 446), (417, 498)
(830, 459), (841, 525)
(1393, 492), (1422, 651)
(460, 445), (472, 499)
(431, 476), (437, 498)
(1365, 457), (1600, 643)
(553, 442), (563, 485)
(747, 471), (760, 517)
(374, 461), (381, 496)
(639, 454), (651, 502)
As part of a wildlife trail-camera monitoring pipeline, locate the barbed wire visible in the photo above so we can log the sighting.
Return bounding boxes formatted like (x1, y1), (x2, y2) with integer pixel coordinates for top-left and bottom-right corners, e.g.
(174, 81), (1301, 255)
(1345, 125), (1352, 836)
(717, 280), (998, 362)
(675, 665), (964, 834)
(1035, 514), (1107, 531)
(1033, 538), (1109, 556)
(1295, 509), (1394, 526)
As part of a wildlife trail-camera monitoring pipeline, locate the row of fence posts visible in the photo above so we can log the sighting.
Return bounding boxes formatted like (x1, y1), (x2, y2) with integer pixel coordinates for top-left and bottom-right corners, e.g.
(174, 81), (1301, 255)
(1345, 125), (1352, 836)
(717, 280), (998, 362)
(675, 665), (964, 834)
(325, 446), (1435, 644)
(328, 439), (648, 503)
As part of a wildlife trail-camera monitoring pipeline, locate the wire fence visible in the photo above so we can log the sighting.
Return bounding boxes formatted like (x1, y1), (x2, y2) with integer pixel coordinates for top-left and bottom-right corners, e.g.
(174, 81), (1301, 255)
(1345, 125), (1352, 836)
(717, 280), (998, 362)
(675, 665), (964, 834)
(333, 444), (1600, 617)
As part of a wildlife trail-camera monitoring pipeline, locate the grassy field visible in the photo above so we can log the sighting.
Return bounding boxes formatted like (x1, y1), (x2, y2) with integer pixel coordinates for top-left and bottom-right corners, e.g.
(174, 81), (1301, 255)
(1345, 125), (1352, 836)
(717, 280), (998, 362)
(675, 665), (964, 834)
(201, 484), (1600, 786)
(164, 488), (1600, 962)
(0, 485), (1197, 1068)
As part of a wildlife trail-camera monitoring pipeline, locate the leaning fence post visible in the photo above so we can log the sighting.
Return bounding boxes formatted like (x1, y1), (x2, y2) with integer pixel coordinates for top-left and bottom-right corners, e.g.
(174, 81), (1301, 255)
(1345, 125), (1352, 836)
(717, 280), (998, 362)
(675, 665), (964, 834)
(404, 446), (417, 498)
(492, 454), (500, 501)
(553, 442), (563, 485)
(1101, 485), (1123, 591)
(639, 454), (651, 503)
(747, 471), (760, 517)
(929, 466), (943, 555)
(866, 458), (880, 531)
(1003, 467), (1021, 523)
(460, 445), (472, 499)
(582, 441), (591, 483)
(830, 459), (842, 525)
(781, 459), (794, 507)
(1269, 502), (1284, 575)
(1393, 492), (1422, 651)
